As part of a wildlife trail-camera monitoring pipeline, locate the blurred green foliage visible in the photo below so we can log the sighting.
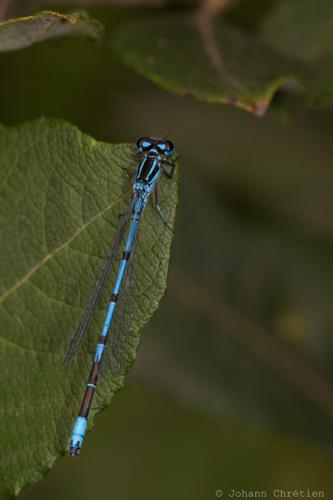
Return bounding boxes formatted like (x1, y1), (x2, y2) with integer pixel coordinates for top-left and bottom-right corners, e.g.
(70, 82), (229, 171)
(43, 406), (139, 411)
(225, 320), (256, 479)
(0, 1), (332, 499)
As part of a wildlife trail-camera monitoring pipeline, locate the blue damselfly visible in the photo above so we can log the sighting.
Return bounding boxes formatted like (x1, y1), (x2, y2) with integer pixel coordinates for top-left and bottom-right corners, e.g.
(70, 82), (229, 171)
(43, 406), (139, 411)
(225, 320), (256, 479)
(66, 137), (176, 456)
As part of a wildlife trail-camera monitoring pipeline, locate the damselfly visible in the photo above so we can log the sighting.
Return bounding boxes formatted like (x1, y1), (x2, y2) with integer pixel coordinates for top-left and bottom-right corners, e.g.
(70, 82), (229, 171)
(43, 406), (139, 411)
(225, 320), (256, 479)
(66, 136), (176, 456)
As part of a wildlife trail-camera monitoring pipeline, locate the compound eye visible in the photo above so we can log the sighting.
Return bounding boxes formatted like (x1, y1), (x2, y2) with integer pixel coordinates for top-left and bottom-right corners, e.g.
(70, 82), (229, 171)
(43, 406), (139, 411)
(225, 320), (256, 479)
(157, 142), (167, 153)
(137, 137), (152, 151)
(157, 140), (175, 155)
(164, 140), (175, 156)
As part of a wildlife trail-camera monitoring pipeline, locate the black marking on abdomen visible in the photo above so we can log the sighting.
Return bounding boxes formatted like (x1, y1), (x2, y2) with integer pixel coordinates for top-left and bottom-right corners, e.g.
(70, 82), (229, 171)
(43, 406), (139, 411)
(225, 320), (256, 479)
(122, 251), (131, 261)
(98, 335), (107, 345)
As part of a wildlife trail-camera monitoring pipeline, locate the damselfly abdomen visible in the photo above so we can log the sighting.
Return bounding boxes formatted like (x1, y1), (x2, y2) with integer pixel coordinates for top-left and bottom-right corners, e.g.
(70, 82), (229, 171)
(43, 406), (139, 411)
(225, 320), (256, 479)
(66, 137), (176, 456)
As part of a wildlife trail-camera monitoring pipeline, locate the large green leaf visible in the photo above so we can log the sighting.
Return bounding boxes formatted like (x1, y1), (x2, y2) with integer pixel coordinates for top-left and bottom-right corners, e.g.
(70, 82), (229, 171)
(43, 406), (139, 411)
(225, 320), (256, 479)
(0, 10), (103, 52)
(0, 118), (178, 498)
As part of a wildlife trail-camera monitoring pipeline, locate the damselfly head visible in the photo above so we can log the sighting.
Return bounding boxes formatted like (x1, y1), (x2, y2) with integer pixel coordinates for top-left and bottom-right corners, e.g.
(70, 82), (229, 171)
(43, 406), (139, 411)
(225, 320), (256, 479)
(137, 137), (175, 156)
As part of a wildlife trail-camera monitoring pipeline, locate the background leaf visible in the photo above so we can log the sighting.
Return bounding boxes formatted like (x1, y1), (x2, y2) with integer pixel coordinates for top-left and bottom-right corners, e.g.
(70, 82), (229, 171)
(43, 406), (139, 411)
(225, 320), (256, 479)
(114, 16), (305, 116)
(261, 0), (333, 63)
(112, 1), (333, 115)
(0, 10), (103, 52)
(0, 118), (178, 498)
(260, 0), (333, 108)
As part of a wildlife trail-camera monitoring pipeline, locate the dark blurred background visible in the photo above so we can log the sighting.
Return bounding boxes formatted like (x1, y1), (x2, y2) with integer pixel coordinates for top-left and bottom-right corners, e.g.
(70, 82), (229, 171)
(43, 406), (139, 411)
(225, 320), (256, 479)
(1, 2), (332, 499)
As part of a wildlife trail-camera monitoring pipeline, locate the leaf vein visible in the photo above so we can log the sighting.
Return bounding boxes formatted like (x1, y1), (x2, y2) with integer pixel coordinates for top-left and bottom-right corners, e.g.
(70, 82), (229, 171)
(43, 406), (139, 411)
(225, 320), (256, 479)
(0, 192), (128, 306)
